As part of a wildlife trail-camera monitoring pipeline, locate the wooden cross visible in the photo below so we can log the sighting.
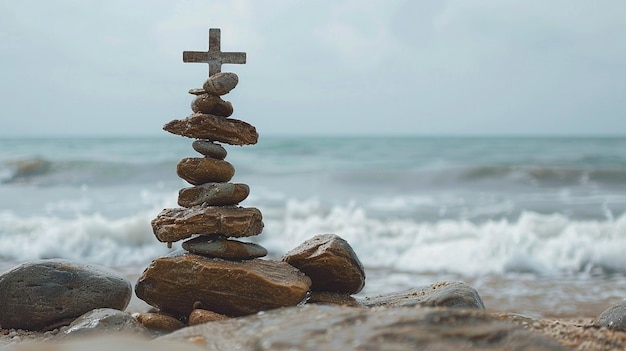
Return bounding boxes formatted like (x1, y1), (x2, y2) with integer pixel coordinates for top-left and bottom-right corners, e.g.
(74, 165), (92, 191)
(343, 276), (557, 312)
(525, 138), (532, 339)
(183, 28), (246, 77)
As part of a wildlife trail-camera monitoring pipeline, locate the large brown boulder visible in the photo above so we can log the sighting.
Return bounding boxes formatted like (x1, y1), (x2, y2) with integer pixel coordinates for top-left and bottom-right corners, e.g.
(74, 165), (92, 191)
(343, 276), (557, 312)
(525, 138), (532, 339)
(283, 234), (365, 294)
(135, 254), (311, 317)
(176, 158), (235, 185)
(163, 114), (258, 145)
(151, 206), (264, 243)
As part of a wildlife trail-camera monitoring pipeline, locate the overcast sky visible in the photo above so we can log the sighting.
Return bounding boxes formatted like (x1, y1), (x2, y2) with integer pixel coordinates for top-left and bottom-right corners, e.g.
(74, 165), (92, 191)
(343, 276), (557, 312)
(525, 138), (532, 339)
(1, 0), (625, 137)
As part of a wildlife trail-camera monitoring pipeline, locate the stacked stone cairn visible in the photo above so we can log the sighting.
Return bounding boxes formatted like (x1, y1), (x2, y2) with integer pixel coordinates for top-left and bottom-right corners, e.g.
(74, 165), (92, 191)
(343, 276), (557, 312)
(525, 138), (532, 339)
(134, 29), (365, 329)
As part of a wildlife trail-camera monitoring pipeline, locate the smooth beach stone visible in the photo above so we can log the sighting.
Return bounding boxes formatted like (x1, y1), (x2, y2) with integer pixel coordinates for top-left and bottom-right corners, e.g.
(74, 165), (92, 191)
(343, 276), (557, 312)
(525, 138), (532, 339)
(282, 234), (365, 294)
(182, 236), (267, 260)
(59, 308), (149, 339)
(176, 157), (235, 185)
(0, 259), (132, 331)
(594, 300), (626, 331)
(134, 312), (186, 332)
(191, 94), (233, 117)
(135, 255), (311, 317)
(202, 72), (239, 95)
(192, 140), (227, 159)
(361, 281), (485, 310)
(163, 114), (258, 146)
(151, 206), (264, 243)
(178, 182), (249, 207)
(159, 304), (567, 351)
(188, 309), (229, 326)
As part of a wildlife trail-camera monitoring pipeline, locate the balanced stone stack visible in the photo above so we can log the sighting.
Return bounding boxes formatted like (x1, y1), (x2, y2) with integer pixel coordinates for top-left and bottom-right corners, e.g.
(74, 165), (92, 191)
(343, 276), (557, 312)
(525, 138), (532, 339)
(135, 29), (311, 321)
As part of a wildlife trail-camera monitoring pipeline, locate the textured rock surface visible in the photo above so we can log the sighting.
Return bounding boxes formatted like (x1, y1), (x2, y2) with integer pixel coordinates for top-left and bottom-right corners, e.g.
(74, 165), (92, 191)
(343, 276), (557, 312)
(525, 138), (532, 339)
(134, 312), (186, 332)
(191, 140), (227, 159)
(176, 157), (235, 185)
(283, 234), (365, 294)
(188, 309), (229, 325)
(307, 292), (362, 307)
(594, 300), (626, 331)
(191, 94), (233, 116)
(202, 72), (239, 95)
(361, 281), (485, 310)
(164, 114), (258, 145)
(58, 308), (149, 339)
(0, 259), (132, 331)
(178, 182), (249, 207)
(182, 236), (267, 259)
(151, 206), (264, 243)
(135, 254), (311, 317)
(159, 304), (567, 351)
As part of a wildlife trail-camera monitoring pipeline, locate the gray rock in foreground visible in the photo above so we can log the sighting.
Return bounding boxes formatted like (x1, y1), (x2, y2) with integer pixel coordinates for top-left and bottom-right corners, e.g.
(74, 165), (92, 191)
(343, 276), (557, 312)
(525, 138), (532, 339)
(361, 281), (486, 309)
(0, 259), (132, 330)
(594, 300), (626, 331)
(159, 304), (567, 350)
(58, 308), (149, 339)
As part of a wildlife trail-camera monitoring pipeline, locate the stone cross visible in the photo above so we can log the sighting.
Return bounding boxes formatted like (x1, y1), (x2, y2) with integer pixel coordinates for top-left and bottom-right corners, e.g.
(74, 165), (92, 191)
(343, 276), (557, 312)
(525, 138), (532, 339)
(183, 28), (246, 77)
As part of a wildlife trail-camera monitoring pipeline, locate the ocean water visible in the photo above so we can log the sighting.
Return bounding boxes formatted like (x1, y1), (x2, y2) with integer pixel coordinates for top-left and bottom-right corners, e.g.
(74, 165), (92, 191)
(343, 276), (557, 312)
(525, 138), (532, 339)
(1, 136), (626, 318)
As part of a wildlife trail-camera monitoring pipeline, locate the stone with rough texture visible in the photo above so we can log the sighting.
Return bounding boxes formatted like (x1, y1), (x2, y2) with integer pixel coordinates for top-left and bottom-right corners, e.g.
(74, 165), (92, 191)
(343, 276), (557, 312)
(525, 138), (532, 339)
(594, 300), (626, 331)
(182, 236), (267, 260)
(361, 281), (485, 310)
(282, 234), (365, 294)
(151, 206), (264, 243)
(159, 304), (567, 351)
(134, 312), (186, 332)
(0, 259), (132, 331)
(203, 72), (239, 95)
(307, 292), (362, 307)
(188, 309), (228, 325)
(135, 254), (311, 317)
(178, 182), (249, 207)
(58, 308), (149, 339)
(176, 157), (235, 185)
(164, 114), (258, 145)
(192, 140), (227, 159)
(191, 94), (233, 117)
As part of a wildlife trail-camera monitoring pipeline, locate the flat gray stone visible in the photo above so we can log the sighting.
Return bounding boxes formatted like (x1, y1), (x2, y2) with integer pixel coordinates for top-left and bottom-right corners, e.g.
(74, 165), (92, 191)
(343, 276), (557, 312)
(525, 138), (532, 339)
(0, 259), (132, 330)
(182, 236), (267, 260)
(203, 72), (239, 95)
(594, 300), (626, 331)
(361, 281), (485, 310)
(58, 308), (149, 339)
(159, 304), (567, 350)
(192, 140), (227, 159)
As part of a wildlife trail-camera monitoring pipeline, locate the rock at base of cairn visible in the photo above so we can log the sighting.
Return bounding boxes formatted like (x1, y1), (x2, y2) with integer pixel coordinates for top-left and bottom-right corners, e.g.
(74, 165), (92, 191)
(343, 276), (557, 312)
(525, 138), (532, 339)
(164, 114), (258, 145)
(283, 234), (365, 294)
(178, 182), (249, 207)
(135, 254), (311, 317)
(182, 236), (267, 260)
(151, 206), (263, 243)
